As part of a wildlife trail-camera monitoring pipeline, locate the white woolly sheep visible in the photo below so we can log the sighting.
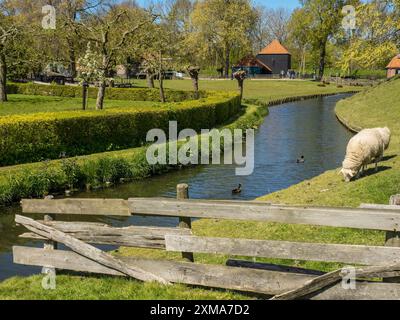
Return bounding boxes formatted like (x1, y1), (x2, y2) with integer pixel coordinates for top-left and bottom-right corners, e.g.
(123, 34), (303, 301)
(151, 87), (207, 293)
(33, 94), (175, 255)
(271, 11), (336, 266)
(341, 127), (391, 182)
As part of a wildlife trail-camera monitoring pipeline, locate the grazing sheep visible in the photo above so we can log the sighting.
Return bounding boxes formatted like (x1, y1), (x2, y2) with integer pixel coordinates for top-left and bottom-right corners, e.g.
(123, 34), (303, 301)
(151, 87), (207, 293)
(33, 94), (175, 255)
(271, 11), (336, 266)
(341, 127), (391, 182)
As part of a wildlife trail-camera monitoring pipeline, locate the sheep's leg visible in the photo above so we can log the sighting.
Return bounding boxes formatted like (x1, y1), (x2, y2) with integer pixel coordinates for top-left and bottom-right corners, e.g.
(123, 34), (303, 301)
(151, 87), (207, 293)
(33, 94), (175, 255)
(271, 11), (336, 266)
(375, 161), (378, 172)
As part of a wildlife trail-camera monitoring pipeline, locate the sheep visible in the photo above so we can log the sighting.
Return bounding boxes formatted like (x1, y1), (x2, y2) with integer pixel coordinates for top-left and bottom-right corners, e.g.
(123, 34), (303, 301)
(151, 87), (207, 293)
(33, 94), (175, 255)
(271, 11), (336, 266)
(341, 127), (391, 182)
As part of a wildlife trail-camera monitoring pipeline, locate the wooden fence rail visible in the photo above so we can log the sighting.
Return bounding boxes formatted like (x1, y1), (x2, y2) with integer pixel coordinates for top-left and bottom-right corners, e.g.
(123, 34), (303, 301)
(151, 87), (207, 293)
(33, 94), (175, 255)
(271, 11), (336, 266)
(13, 188), (400, 300)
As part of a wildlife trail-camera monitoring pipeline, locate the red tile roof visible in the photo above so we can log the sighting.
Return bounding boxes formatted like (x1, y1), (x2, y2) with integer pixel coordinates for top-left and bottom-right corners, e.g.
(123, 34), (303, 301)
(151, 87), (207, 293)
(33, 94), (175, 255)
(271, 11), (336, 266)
(235, 56), (272, 72)
(259, 40), (291, 55)
(386, 55), (400, 69)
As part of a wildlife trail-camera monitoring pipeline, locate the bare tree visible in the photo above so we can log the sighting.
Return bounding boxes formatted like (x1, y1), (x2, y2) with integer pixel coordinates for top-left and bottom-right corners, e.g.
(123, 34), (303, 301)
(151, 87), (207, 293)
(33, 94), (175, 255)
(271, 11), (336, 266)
(69, 6), (156, 109)
(252, 6), (291, 51)
(0, 21), (17, 102)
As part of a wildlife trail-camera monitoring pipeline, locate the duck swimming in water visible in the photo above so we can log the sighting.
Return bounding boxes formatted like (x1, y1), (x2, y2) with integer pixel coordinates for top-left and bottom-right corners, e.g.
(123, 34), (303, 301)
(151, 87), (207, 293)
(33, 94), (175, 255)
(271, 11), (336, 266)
(297, 155), (305, 164)
(232, 184), (242, 194)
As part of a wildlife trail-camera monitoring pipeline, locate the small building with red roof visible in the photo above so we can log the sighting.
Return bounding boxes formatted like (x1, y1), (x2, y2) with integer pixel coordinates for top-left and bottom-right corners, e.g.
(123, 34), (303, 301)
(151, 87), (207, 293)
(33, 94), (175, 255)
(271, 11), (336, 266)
(386, 54), (400, 79)
(232, 56), (272, 77)
(234, 40), (292, 77)
(257, 40), (292, 75)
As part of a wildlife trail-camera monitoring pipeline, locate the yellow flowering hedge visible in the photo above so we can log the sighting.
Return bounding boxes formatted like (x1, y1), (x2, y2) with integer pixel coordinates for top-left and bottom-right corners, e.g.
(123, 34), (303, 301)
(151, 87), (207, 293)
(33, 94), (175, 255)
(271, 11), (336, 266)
(0, 91), (241, 166)
(6, 83), (205, 102)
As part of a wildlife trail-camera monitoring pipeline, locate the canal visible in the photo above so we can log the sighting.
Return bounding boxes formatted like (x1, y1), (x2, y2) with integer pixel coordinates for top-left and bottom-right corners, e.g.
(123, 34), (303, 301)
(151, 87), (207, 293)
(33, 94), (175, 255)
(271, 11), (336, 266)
(0, 93), (354, 281)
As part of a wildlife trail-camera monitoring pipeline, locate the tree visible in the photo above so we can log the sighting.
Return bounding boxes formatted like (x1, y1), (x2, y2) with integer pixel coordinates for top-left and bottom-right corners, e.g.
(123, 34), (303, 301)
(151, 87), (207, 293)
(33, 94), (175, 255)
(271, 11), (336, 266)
(77, 43), (103, 110)
(0, 13), (18, 102)
(58, 0), (103, 78)
(69, 6), (156, 109)
(337, 1), (399, 74)
(190, 0), (256, 78)
(300, 0), (346, 79)
(252, 6), (290, 52)
(233, 70), (246, 102)
(287, 8), (312, 75)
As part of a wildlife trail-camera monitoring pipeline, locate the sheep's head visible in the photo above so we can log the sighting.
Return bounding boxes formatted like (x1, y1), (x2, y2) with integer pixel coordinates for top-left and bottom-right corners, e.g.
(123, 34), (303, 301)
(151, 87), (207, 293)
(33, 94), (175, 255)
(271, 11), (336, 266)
(341, 168), (357, 182)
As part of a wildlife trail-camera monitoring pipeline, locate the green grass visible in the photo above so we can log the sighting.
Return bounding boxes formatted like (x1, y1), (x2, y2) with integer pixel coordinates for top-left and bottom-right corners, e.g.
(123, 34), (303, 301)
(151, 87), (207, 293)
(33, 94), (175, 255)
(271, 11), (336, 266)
(0, 79), (364, 300)
(0, 275), (246, 300)
(0, 94), (161, 116)
(136, 79), (359, 102)
(259, 77), (400, 207)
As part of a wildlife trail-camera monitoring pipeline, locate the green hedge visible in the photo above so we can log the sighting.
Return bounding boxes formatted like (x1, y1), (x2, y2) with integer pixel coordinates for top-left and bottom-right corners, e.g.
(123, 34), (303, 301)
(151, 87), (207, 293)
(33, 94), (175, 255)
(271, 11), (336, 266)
(6, 83), (205, 102)
(0, 91), (241, 166)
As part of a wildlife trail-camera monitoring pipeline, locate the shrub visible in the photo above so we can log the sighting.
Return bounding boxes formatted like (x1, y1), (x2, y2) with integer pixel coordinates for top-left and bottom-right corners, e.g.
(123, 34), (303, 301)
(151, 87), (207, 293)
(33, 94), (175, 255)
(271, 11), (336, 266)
(6, 83), (206, 102)
(61, 159), (84, 189)
(0, 91), (241, 166)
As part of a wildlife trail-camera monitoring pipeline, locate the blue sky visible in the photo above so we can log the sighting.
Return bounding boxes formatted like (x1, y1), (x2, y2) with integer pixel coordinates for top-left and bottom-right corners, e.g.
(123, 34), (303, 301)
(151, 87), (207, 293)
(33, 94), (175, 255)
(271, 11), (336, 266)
(136, 0), (301, 11)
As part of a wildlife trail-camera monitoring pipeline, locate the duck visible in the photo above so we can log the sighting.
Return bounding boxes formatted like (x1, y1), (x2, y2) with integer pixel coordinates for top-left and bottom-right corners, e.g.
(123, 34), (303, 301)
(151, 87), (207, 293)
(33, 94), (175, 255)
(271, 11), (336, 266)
(297, 155), (305, 164)
(232, 184), (242, 194)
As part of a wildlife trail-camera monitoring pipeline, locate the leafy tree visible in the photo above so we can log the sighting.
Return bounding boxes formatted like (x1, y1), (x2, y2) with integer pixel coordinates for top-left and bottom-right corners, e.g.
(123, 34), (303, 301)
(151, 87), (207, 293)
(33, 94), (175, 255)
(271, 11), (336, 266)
(337, 1), (399, 74)
(300, 0), (346, 79)
(287, 8), (312, 75)
(189, 0), (256, 78)
(0, 11), (18, 102)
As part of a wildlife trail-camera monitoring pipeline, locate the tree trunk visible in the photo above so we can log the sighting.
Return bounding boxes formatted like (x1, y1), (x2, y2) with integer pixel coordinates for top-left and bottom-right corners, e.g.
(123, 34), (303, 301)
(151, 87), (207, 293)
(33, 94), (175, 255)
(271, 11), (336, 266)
(159, 73), (165, 103)
(0, 52), (7, 102)
(191, 76), (199, 99)
(82, 83), (88, 110)
(67, 37), (77, 79)
(146, 72), (155, 88)
(188, 66), (200, 100)
(96, 81), (106, 110)
(233, 71), (246, 103)
(224, 46), (231, 79)
(238, 80), (244, 102)
(318, 41), (327, 80)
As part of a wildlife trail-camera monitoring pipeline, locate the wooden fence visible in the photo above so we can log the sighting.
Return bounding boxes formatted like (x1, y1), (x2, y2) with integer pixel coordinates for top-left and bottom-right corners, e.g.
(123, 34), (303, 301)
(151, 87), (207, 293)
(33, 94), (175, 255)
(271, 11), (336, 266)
(13, 184), (400, 300)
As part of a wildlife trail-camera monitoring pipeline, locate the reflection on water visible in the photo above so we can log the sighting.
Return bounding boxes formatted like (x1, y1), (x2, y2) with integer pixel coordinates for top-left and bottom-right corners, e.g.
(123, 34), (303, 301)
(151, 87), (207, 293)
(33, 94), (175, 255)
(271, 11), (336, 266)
(0, 94), (353, 281)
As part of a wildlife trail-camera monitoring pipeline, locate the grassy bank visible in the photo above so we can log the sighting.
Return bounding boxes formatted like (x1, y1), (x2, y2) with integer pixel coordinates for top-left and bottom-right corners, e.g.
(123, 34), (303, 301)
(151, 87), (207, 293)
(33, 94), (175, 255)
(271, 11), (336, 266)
(0, 102), (265, 206)
(259, 77), (400, 207)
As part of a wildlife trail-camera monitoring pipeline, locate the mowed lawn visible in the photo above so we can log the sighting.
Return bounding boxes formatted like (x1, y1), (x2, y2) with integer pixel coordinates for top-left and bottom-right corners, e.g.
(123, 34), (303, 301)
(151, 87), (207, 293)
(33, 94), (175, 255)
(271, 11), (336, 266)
(136, 79), (359, 101)
(0, 80), (358, 116)
(0, 94), (161, 116)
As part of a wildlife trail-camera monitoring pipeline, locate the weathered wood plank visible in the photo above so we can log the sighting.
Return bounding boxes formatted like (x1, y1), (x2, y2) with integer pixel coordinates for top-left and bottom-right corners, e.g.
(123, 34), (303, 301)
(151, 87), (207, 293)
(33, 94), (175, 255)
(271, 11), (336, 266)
(13, 246), (400, 300)
(226, 259), (326, 276)
(384, 195), (400, 283)
(165, 235), (400, 266)
(271, 260), (400, 300)
(20, 222), (191, 249)
(15, 215), (169, 284)
(129, 198), (400, 231)
(21, 199), (130, 216)
(360, 204), (400, 211)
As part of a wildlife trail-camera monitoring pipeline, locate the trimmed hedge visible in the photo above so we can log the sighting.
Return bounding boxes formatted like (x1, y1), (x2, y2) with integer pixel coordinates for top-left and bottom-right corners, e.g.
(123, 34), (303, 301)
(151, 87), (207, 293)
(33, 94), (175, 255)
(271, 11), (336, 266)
(0, 91), (241, 166)
(6, 83), (205, 102)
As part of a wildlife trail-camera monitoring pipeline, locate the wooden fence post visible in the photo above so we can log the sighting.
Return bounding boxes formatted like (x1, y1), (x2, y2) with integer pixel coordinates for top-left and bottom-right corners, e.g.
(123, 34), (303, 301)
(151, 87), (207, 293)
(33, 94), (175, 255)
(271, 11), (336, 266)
(43, 195), (57, 276)
(177, 184), (194, 262)
(384, 194), (400, 283)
